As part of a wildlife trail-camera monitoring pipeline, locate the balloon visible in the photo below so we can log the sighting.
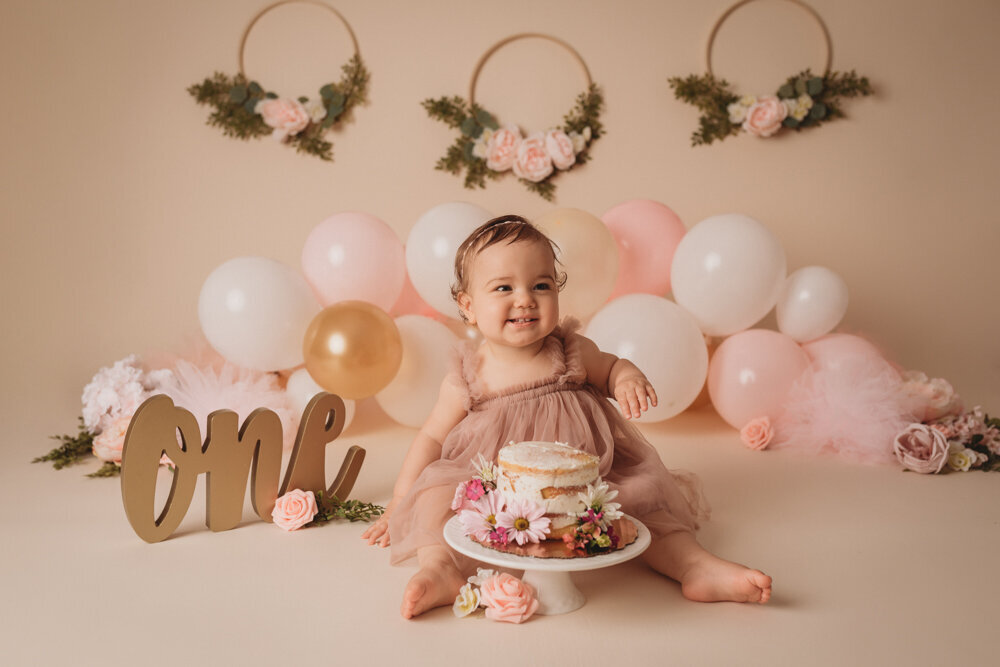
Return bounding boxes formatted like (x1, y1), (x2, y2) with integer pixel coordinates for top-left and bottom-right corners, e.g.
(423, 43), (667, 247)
(707, 329), (810, 429)
(302, 301), (403, 400)
(198, 257), (319, 371)
(534, 208), (618, 320)
(585, 294), (708, 422)
(776, 266), (849, 343)
(671, 214), (787, 337)
(301, 212), (405, 312)
(803, 334), (893, 374)
(286, 369), (356, 432)
(375, 316), (459, 427)
(406, 202), (492, 319)
(390, 272), (441, 319)
(601, 199), (687, 299)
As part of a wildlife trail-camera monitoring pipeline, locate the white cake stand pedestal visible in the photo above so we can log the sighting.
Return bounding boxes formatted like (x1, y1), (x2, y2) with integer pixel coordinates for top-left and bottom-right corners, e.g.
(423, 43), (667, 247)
(443, 515), (651, 615)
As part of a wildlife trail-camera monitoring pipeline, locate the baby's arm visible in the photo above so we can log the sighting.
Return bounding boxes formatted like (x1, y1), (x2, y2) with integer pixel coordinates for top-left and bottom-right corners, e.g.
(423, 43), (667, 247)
(573, 333), (658, 420)
(361, 374), (467, 547)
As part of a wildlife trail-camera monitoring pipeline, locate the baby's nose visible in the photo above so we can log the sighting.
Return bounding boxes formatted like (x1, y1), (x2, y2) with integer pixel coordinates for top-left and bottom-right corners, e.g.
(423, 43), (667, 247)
(514, 289), (535, 307)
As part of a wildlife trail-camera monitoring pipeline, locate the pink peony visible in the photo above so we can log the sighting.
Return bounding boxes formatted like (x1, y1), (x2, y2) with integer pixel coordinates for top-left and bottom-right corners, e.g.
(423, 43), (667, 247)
(544, 129), (576, 170)
(742, 96), (788, 137)
(512, 132), (554, 182)
(902, 371), (962, 421)
(255, 98), (311, 140)
(271, 489), (318, 531)
(92, 415), (132, 463)
(479, 573), (538, 623)
(496, 498), (551, 545)
(485, 126), (521, 171)
(893, 423), (950, 474)
(740, 416), (773, 451)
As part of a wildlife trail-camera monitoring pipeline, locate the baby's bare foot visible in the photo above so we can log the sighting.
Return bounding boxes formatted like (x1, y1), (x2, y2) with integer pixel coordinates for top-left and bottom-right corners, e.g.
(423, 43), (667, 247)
(401, 564), (466, 619)
(680, 554), (772, 604)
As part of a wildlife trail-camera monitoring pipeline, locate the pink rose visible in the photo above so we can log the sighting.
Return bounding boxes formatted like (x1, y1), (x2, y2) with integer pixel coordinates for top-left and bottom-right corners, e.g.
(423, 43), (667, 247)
(742, 96), (788, 137)
(255, 98), (311, 140)
(740, 416), (773, 451)
(451, 481), (469, 511)
(512, 132), (554, 183)
(544, 129), (576, 170)
(902, 372), (962, 421)
(479, 573), (538, 623)
(893, 423), (949, 474)
(485, 126), (521, 171)
(271, 489), (318, 531)
(92, 415), (132, 463)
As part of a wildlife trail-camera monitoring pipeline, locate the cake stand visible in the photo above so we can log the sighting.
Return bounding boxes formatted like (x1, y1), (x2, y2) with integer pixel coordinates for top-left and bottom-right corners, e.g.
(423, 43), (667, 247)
(443, 514), (651, 615)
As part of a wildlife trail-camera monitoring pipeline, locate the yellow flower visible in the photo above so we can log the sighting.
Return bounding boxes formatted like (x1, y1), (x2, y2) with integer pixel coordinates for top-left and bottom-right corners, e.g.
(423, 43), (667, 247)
(947, 448), (974, 472)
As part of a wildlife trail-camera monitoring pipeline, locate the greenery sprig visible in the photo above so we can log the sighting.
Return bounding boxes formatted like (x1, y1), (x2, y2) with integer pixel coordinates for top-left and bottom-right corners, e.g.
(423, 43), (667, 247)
(33, 418), (95, 470)
(669, 68), (872, 146)
(187, 54), (369, 161)
(422, 84), (604, 201)
(309, 490), (384, 524)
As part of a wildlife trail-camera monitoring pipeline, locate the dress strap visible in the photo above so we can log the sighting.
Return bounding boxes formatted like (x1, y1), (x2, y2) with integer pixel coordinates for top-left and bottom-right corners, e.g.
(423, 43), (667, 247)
(553, 317), (587, 385)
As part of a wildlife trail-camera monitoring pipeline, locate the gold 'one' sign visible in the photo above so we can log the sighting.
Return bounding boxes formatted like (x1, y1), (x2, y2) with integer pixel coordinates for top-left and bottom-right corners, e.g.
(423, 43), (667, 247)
(120, 392), (363, 543)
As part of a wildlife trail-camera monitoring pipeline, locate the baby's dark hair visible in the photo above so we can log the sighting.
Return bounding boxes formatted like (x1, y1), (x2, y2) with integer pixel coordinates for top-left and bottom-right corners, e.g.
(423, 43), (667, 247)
(450, 215), (568, 306)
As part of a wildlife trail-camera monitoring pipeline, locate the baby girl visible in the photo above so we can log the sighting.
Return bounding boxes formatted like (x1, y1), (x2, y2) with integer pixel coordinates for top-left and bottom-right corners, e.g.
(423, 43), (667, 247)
(362, 215), (771, 618)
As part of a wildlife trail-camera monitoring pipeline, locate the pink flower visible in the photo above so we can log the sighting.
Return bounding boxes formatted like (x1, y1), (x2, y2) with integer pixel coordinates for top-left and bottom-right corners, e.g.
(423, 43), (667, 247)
(495, 498), (551, 545)
(271, 489), (318, 531)
(479, 573), (538, 623)
(450, 481), (469, 511)
(902, 371), (963, 421)
(459, 491), (505, 542)
(485, 125), (521, 171)
(742, 96), (788, 137)
(92, 415), (132, 463)
(740, 416), (773, 451)
(255, 98), (311, 140)
(544, 129), (576, 170)
(465, 478), (486, 501)
(893, 423), (949, 474)
(512, 132), (554, 182)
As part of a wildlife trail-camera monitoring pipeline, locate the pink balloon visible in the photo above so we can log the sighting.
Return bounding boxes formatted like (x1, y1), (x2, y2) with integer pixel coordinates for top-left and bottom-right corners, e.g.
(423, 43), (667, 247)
(708, 329), (810, 429)
(301, 212), (405, 312)
(803, 334), (895, 375)
(601, 199), (687, 299)
(391, 272), (443, 320)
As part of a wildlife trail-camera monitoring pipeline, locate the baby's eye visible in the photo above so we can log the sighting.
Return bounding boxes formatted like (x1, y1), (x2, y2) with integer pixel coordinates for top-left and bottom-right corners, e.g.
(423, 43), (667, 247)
(533, 282), (552, 291)
(494, 285), (512, 292)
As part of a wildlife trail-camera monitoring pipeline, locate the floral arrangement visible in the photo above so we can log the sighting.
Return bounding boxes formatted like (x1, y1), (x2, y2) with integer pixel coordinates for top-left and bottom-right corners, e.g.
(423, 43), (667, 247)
(422, 84), (603, 201)
(668, 69), (872, 146)
(187, 55), (369, 161)
(561, 481), (623, 555)
(453, 568), (538, 623)
(453, 455), (552, 545)
(272, 489), (384, 530)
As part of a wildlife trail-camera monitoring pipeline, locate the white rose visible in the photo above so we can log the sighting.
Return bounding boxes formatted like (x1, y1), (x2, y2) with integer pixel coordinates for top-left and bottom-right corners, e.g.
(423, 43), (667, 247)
(728, 101), (748, 124)
(453, 583), (481, 618)
(304, 98), (327, 123)
(947, 448), (975, 472)
(467, 567), (497, 586)
(740, 95), (758, 107)
(472, 128), (494, 159)
(569, 131), (586, 153)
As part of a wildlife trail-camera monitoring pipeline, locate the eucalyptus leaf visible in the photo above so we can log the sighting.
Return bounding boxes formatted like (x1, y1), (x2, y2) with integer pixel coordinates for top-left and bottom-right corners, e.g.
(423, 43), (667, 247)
(322, 116), (336, 128)
(248, 81), (263, 96)
(328, 91), (345, 108)
(265, 92), (278, 99)
(243, 99), (259, 114)
(777, 83), (795, 99)
(320, 83), (336, 100)
(326, 101), (344, 119)
(783, 117), (800, 128)
(475, 108), (498, 130)
(795, 78), (807, 95)
(460, 117), (482, 138)
(229, 85), (247, 103)
(298, 96), (308, 104)
(810, 102), (827, 120)
(807, 77), (823, 96)
(463, 140), (475, 160)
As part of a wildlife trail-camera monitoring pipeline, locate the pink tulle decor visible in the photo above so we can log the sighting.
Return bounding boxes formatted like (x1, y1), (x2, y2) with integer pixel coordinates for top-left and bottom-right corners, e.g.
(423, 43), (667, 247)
(158, 361), (299, 450)
(772, 354), (921, 465)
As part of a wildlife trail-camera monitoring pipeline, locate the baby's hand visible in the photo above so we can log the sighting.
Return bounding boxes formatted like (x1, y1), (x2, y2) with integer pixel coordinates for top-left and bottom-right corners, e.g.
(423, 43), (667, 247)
(361, 504), (393, 547)
(614, 375), (658, 420)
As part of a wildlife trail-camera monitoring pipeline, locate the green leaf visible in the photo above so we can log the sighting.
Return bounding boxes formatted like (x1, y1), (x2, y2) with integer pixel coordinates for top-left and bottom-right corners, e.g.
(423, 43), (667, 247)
(460, 117), (482, 138)
(297, 96), (307, 103)
(244, 99), (258, 114)
(327, 91), (345, 108)
(475, 108), (498, 130)
(783, 117), (800, 128)
(229, 85), (247, 103)
(463, 140), (475, 160)
(248, 81), (263, 96)
(326, 101), (344, 119)
(265, 92), (278, 99)
(810, 102), (827, 120)
(320, 83), (336, 100)
(794, 78), (807, 96)
(807, 77), (823, 96)
(777, 83), (795, 99)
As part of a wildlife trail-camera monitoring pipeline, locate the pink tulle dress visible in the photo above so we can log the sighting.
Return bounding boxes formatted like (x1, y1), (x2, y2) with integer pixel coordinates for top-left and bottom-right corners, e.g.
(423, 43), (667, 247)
(389, 320), (708, 568)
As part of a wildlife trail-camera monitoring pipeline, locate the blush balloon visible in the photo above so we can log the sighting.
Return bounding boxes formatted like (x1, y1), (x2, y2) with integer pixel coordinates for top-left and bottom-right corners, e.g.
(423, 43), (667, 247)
(601, 199), (686, 299)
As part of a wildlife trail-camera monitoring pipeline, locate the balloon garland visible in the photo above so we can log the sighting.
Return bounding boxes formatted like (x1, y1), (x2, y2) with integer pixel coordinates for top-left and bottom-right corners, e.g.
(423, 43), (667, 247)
(668, 0), (873, 145)
(187, 0), (369, 161)
(423, 33), (604, 201)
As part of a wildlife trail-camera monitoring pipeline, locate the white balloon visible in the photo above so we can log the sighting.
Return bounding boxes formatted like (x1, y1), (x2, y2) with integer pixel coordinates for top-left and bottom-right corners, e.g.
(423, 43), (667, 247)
(286, 369), (355, 432)
(670, 214), (787, 337)
(585, 294), (708, 422)
(776, 266), (849, 342)
(406, 202), (492, 319)
(198, 257), (319, 370)
(375, 315), (459, 427)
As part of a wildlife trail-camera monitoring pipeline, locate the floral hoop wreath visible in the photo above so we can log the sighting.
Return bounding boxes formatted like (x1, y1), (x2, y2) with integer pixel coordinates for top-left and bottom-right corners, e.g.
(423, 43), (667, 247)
(423, 33), (604, 201)
(187, 0), (369, 161)
(668, 0), (873, 146)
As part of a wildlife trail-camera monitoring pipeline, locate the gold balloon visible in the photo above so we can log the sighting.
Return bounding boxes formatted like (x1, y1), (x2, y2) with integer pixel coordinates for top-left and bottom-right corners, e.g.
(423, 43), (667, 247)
(303, 301), (403, 399)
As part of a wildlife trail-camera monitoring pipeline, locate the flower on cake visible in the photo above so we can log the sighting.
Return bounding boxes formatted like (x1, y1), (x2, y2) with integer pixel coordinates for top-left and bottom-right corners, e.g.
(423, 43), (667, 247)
(458, 491), (506, 543)
(495, 498), (551, 545)
(576, 480), (623, 522)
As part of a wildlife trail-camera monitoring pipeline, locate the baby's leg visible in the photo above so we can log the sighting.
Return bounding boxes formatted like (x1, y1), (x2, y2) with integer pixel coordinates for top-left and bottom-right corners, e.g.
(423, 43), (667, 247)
(401, 545), (467, 619)
(643, 531), (771, 604)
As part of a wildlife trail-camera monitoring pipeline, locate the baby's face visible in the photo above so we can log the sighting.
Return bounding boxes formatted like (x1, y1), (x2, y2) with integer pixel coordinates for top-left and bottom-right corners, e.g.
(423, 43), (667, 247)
(458, 239), (559, 350)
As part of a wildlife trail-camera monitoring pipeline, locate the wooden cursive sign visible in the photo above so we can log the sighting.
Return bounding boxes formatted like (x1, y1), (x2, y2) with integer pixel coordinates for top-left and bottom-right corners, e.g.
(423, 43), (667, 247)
(120, 392), (364, 543)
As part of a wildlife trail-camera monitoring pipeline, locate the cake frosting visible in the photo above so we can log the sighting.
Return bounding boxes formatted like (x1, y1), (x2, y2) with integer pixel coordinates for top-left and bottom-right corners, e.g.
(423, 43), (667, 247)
(496, 441), (598, 537)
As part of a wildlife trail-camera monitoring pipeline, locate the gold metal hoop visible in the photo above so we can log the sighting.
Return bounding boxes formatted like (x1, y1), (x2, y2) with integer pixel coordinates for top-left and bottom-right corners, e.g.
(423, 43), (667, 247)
(468, 33), (592, 107)
(706, 0), (832, 78)
(238, 0), (360, 79)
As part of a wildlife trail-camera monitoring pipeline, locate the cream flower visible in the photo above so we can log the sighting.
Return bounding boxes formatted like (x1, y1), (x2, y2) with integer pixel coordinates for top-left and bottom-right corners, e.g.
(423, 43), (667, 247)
(453, 583), (481, 618)
(472, 453), (498, 484)
(576, 481), (623, 521)
(468, 567), (497, 587)
(472, 128), (495, 159)
(740, 95), (758, 107)
(728, 101), (748, 124)
(947, 447), (975, 472)
(304, 98), (327, 123)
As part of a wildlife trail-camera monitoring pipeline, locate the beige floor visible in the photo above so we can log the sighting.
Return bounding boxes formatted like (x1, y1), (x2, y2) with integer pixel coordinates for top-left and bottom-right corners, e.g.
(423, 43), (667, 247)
(4, 399), (996, 667)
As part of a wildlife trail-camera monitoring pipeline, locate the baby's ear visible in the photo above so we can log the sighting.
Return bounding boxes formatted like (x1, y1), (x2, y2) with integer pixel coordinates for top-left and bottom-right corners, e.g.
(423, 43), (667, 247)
(456, 292), (475, 324)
